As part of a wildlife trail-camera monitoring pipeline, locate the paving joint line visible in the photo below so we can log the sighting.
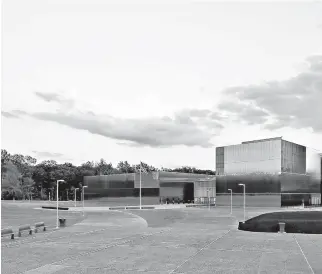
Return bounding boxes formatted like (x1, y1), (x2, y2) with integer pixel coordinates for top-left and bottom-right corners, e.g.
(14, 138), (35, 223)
(168, 229), (231, 274)
(293, 235), (315, 274)
(19, 228), (172, 274)
(2, 226), (117, 249)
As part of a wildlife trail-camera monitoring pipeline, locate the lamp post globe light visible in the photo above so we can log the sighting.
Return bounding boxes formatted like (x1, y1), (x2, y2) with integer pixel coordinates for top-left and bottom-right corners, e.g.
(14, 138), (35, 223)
(56, 180), (65, 229)
(82, 186), (88, 216)
(238, 183), (246, 222)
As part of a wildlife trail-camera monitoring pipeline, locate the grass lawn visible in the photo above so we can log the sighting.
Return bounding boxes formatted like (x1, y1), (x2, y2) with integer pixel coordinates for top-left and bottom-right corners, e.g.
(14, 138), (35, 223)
(239, 211), (322, 234)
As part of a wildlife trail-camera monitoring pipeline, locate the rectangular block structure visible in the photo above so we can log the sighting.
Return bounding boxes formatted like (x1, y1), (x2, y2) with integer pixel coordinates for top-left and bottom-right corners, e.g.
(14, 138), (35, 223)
(84, 171), (216, 204)
(215, 137), (321, 207)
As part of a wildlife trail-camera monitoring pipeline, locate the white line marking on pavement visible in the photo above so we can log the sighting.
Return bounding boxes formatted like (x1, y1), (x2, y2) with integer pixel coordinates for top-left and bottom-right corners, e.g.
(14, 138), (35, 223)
(293, 235), (315, 274)
(168, 230), (231, 274)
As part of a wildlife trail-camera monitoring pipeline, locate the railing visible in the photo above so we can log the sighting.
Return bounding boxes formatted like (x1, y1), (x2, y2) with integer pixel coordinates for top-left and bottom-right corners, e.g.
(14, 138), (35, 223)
(194, 197), (216, 204)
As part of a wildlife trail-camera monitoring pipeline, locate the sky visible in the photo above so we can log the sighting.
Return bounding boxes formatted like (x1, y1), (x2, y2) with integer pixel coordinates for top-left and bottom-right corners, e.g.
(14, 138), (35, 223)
(1, 0), (322, 169)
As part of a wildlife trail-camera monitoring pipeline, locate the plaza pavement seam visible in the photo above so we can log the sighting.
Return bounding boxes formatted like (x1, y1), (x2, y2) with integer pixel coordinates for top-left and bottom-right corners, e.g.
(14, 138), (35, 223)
(293, 235), (315, 274)
(19, 228), (172, 274)
(167, 229), (232, 274)
(2, 226), (116, 249)
(256, 238), (269, 274)
(113, 209), (149, 227)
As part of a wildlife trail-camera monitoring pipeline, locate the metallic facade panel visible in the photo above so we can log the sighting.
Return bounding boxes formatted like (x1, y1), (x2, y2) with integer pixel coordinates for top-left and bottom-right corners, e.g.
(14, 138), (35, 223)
(306, 149), (322, 180)
(159, 183), (184, 199)
(84, 172), (214, 201)
(84, 174), (135, 189)
(223, 139), (282, 174)
(281, 140), (306, 174)
(216, 174), (281, 194)
(159, 172), (211, 179)
(216, 194), (281, 207)
(216, 147), (225, 175)
(194, 180), (216, 198)
(279, 173), (320, 193)
(134, 173), (160, 189)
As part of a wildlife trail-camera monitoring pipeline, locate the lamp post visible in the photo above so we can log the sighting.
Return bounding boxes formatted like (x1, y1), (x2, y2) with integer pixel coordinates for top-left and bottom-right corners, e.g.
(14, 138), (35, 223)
(206, 189), (210, 210)
(74, 188), (79, 207)
(56, 180), (65, 229)
(228, 188), (232, 215)
(238, 183), (246, 222)
(139, 164), (142, 210)
(82, 186), (88, 216)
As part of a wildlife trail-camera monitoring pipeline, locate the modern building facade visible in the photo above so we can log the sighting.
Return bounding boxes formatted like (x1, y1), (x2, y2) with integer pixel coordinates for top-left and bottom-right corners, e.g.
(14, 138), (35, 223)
(84, 171), (216, 205)
(216, 137), (321, 207)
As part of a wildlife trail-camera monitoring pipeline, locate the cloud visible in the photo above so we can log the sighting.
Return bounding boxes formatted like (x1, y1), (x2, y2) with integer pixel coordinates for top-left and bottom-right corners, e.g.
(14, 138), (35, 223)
(34, 91), (61, 102)
(34, 91), (75, 109)
(5, 107), (224, 148)
(32, 151), (65, 158)
(1, 111), (20, 119)
(217, 101), (269, 125)
(218, 55), (322, 132)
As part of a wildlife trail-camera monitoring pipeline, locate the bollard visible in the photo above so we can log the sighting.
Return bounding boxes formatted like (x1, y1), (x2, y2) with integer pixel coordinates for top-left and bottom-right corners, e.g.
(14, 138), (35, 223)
(34, 222), (46, 233)
(279, 222), (286, 233)
(18, 225), (32, 237)
(1, 228), (14, 240)
(59, 218), (66, 227)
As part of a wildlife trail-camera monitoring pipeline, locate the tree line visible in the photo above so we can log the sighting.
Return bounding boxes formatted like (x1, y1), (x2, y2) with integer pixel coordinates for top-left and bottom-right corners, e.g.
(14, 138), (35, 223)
(1, 149), (215, 200)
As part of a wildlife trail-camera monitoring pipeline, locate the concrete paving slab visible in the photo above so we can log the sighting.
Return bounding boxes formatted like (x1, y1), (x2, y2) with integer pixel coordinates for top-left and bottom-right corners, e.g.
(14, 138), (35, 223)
(2, 205), (321, 274)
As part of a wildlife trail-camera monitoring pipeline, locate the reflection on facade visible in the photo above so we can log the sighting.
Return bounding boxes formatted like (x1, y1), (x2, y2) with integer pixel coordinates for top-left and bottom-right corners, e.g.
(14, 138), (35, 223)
(215, 137), (321, 206)
(84, 171), (216, 205)
(83, 137), (320, 207)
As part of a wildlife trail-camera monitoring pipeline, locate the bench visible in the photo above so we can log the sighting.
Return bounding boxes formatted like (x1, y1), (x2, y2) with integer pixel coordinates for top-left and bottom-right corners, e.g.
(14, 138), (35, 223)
(1, 228), (14, 240)
(18, 224), (33, 237)
(34, 222), (46, 233)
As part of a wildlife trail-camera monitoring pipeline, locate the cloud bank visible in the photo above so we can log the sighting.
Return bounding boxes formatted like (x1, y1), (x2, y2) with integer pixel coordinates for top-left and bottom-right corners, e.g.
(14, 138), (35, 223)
(3, 91), (224, 148)
(218, 55), (322, 132)
(3, 55), (321, 147)
(32, 151), (65, 158)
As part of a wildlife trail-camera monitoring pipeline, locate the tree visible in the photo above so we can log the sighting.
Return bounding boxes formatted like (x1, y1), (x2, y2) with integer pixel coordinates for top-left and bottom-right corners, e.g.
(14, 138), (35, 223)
(1, 149), (217, 200)
(165, 166), (216, 175)
(1, 149), (11, 177)
(21, 177), (36, 200)
(94, 158), (116, 175)
(117, 161), (135, 173)
(1, 161), (23, 199)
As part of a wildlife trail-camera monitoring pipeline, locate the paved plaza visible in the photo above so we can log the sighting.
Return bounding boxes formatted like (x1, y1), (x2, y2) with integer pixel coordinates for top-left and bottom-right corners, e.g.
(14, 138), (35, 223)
(1, 202), (322, 274)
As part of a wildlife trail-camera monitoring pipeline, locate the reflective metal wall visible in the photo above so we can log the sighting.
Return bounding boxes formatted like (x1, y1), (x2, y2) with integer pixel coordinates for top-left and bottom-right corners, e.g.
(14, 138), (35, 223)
(216, 174), (281, 194)
(133, 173), (159, 188)
(220, 138), (282, 175)
(194, 180), (216, 198)
(159, 182), (185, 199)
(281, 140), (306, 173)
(84, 174), (159, 199)
(84, 172), (213, 201)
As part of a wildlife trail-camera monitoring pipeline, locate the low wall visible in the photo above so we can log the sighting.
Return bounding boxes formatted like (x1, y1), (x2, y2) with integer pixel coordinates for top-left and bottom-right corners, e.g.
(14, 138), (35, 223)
(84, 196), (160, 206)
(216, 194), (281, 207)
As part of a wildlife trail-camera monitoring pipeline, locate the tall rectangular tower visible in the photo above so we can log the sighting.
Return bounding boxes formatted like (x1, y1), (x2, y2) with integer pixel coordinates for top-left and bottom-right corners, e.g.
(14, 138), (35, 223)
(281, 140), (306, 174)
(216, 137), (283, 175)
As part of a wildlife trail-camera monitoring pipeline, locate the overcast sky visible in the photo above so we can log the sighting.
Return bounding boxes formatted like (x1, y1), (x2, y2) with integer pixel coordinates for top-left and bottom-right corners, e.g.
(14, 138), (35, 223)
(1, 0), (322, 169)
